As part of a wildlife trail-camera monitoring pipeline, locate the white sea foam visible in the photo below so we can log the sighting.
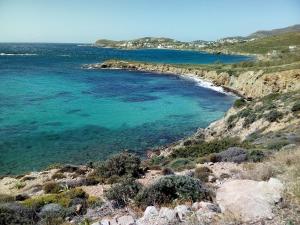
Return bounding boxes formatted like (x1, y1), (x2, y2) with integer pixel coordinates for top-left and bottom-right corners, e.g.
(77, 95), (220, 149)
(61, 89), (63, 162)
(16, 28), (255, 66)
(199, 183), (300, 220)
(181, 73), (233, 95)
(0, 53), (37, 56)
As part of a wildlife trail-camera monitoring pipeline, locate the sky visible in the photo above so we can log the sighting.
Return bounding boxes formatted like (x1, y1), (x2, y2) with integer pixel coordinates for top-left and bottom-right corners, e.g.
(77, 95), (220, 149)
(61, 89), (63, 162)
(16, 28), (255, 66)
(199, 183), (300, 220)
(0, 0), (299, 43)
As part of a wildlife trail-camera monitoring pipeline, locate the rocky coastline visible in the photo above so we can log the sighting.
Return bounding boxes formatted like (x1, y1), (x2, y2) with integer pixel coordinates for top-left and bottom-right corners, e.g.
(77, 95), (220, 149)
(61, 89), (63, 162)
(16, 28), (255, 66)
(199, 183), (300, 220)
(83, 60), (300, 99)
(1, 60), (299, 225)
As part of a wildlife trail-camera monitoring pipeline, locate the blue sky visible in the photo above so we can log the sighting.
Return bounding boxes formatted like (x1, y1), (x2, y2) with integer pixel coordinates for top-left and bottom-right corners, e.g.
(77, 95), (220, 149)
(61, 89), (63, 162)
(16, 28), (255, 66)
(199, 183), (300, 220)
(0, 0), (299, 43)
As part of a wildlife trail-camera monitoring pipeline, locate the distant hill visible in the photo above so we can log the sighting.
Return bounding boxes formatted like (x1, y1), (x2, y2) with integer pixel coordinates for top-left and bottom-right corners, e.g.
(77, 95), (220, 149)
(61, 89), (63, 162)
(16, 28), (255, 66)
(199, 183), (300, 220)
(95, 24), (300, 52)
(249, 24), (300, 38)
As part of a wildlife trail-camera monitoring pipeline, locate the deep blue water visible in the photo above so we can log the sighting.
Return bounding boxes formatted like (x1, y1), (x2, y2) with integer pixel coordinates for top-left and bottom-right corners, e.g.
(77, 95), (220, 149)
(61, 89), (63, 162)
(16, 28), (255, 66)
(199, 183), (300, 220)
(0, 43), (246, 175)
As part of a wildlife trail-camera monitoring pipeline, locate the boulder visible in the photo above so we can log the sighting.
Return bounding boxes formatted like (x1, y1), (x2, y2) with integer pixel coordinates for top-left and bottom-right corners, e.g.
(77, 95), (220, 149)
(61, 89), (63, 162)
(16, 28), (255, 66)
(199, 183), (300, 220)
(158, 207), (176, 221)
(216, 178), (284, 222)
(117, 215), (135, 225)
(174, 205), (190, 221)
(143, 206), (158, 220)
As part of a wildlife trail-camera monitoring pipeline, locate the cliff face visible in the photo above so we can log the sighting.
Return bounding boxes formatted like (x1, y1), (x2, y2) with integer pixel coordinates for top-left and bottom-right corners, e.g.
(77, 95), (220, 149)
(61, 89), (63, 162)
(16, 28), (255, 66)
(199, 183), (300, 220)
(85, 60), (300, 99)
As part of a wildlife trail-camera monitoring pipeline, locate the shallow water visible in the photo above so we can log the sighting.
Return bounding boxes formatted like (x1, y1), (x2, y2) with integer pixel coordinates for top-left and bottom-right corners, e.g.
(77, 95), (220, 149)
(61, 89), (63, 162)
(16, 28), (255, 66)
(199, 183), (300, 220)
(0, 44), (245, 175)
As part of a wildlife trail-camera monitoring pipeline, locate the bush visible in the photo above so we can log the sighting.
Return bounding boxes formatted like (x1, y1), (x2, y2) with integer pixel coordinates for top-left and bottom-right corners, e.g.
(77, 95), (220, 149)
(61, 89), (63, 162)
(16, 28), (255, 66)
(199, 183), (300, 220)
(291, 101), (300, 112)
(264, 110), (283, 122)
(243, 113), (257, 128)
(43, 182), (62, 194)
(247, 150), (265, 162)
(87, 196), (103, 208)
(167, 158), (195, 171)
(214, 147), (247, 163)
(105, 178), (142, 208)
(162, 167), (174, 175)
(194, 167), (212, 182)
(234, 99), (246, 108)
(238, 108), (252, 118)
(0, 202), (36, 225)
(171, 138), (242, 159)
(267, 140), (290, 150)
(22, 188), (88, 211)
(135, 175), (210, 207)
(94, 152), (143, 183)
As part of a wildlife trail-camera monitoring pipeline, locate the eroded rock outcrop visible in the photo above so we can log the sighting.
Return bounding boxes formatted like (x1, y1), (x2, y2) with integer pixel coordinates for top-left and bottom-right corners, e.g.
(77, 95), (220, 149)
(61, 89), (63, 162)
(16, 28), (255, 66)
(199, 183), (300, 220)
(216, 178), (284, 222)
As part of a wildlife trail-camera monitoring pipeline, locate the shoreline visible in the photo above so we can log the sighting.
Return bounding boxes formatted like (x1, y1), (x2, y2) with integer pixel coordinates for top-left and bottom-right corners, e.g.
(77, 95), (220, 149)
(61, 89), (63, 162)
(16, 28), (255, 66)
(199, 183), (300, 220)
(82, 61), (248, 98)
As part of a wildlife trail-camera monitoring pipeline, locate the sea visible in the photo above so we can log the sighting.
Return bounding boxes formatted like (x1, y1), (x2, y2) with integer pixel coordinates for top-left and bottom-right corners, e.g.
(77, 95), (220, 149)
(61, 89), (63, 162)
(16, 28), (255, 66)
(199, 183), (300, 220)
(0, 43), (250, 175)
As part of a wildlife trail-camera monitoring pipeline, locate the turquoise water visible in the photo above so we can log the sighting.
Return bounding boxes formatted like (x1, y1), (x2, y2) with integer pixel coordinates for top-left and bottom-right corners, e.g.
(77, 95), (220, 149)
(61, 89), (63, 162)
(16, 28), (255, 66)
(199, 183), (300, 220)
(0, 44), (244, 175)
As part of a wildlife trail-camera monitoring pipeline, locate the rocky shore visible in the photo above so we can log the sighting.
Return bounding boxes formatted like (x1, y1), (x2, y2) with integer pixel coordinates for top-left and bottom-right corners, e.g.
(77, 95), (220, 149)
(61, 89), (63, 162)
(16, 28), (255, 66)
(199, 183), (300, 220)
(83, 60), (300, 99)
(1, 60), (299, 225)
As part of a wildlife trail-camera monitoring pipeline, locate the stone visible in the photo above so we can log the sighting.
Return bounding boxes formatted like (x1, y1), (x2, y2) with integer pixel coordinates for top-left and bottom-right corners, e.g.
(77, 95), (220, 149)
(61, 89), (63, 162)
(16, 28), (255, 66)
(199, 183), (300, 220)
(158, 207), (176, 221)
(216, 178), (284, 222)
(143, 206), (158, 220)
(117, 215), (135, 225)
(174, 205), (190, 221)
(192, 201), (220, 213)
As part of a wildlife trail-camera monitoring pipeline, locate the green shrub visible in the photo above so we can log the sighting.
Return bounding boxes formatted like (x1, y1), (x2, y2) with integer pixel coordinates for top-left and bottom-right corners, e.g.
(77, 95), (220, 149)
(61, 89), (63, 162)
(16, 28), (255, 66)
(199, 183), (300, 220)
(247, 150), (265, 162)
(105, 178), (142, 208)
(243, 113), (257, 128)
(171, 137), (242, 159)
(238, 108), (252, 118)
(22, 188), (87, 211)
(234, 99), (246, 108)
(135, 175), (209, 207)
(267, 140), (289, 150)
(14, 181), (26, 190)
(291, 101), (300, 112)
(227, 114), (237, 124)
(87, 196), (103, 208)
(167, 158), (195, 171)
(43, 182), (62, 194)
(0, 203), (36, 225)
(264, 110), (283, 122)
(194, 167), (212, 182)
(94, 152), (143, 183)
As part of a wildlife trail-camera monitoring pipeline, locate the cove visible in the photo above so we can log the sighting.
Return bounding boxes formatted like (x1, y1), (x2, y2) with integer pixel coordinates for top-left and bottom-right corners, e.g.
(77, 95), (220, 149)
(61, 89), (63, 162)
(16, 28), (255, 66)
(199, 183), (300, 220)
(0, 44), (245, 175)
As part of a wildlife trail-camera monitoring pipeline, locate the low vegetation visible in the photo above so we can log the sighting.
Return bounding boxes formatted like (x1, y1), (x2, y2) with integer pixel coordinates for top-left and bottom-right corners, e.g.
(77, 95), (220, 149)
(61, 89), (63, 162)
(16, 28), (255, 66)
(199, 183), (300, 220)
(105, 178), (142, 208)
(91, 152), (144, 184)
(135, 175), (210, 207)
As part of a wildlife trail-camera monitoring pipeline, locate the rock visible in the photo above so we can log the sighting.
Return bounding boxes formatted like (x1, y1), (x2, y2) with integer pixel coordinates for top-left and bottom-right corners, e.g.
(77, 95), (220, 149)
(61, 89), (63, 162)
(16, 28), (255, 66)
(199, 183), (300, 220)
(117, 215), (135, 225)
(84, 203), (114, 221)
(215, 147), (247, 163)
(192, 201), (221, 213)
(216, 178), (284, 222)
(38, 203), (64, 218)
(143, 206), (158, 220)
(159, 207), (176, 221)
(174, 205), (190, 221)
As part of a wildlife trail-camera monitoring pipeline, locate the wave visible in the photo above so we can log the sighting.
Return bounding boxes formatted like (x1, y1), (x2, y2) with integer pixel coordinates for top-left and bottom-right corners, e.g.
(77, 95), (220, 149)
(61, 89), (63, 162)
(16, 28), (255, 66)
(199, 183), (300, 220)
(181, 73), (233, 95)
(0, 53), (38, 56)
